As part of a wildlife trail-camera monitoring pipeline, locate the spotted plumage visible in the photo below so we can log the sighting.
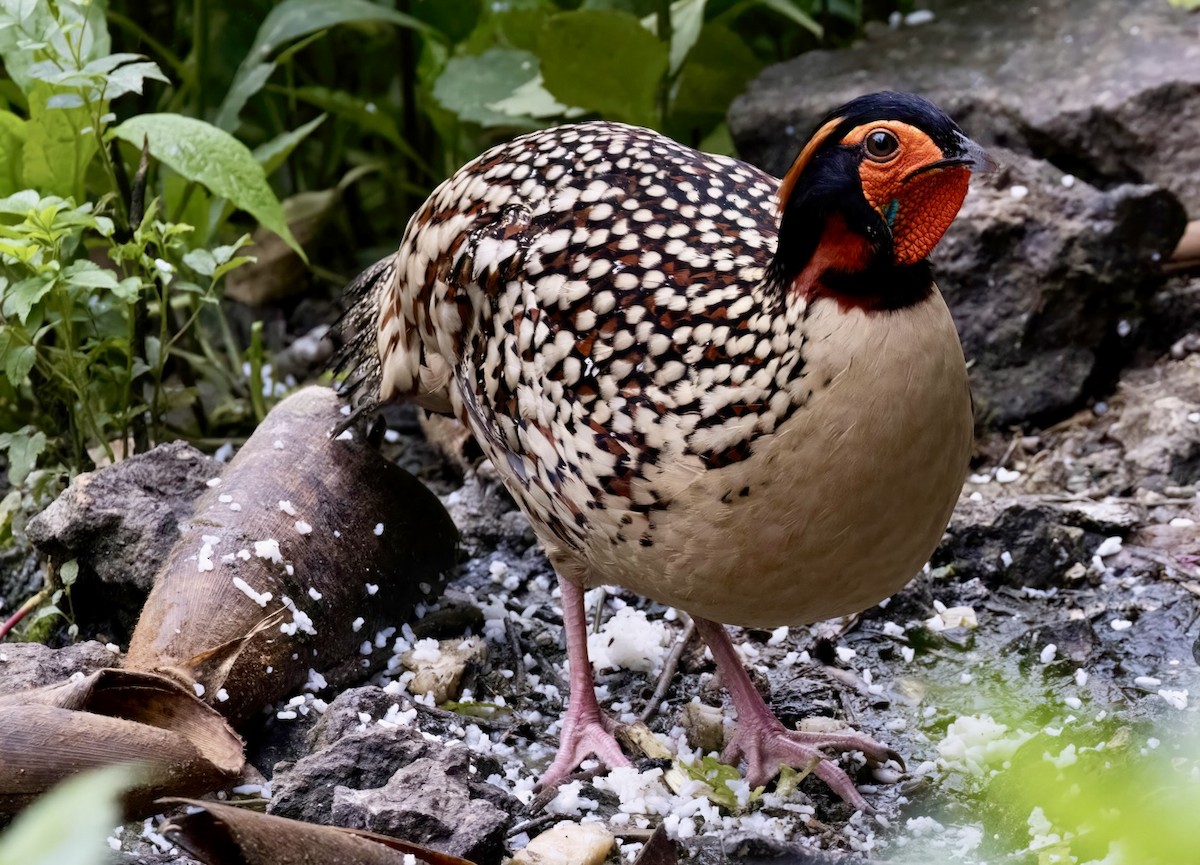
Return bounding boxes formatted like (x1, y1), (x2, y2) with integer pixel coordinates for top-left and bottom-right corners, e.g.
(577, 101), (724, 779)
(336, 93), (988, 807)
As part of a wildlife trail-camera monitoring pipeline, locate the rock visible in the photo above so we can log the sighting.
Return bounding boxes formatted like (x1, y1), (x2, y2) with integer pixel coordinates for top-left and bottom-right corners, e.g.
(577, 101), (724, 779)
(935, 495), (1136, 587)
(511, 821), (614, 865)
(401, 636), (487, 704)
(268, 723), (434, 823)
(1106, 353), (1200, 488)
(728, 0), (1193, 425)
(730, 0), (1200, 210)
(0, 641), (118, 698)
(24, 442), (215, 634)
(330, 747), (516, 865)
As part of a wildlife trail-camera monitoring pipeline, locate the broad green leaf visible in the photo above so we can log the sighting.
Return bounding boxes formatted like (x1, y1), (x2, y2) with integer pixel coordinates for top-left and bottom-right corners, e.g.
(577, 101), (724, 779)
(409, 0), (484, 42)
(217, 0), (432, 131)
(61, 260), (120, 291)
(639, 0), (707, 75)
(672, 24), (764, 118)
(23, 82), (99, 200)
(1, 272), (55, 323)
(4, 344), (34, 385)
(59, 558), (78, 586)
(0, 110), (26, 195)
(434, 48), (543, 127)
(1168, 0), (1200, 8)
(742, 0), (821, 37)
(538, 9), (669, 128)
(0, 764), (141, 865)
(252, 113), (327, 176)
(0, 426), (46, 485)
(111, 114), (304, 260)
(488, 74), (581, 120)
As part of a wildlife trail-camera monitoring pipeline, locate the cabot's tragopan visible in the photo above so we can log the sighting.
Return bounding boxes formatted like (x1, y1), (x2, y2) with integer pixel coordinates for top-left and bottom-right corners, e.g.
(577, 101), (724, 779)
(334, 91), (989, 810)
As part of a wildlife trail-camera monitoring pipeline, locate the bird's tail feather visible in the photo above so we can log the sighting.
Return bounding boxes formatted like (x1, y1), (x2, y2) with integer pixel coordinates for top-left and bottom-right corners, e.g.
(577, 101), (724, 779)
(329, 256), (395, 412)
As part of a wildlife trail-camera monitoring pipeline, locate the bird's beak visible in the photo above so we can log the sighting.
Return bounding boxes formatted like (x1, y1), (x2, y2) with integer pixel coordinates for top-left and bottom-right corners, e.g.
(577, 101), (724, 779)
(954, 133), (995, 173)
(902, 134), (995, 182)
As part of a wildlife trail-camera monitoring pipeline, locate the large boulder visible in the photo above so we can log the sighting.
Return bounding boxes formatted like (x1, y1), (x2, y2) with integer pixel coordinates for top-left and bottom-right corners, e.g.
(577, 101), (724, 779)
(728, 0), (1194, 427)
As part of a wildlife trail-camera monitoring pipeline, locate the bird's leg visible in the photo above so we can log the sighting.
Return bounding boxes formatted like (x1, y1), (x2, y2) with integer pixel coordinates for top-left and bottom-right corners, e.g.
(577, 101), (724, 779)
(538, 578), (631, 788)
(694, 617), (900, 812)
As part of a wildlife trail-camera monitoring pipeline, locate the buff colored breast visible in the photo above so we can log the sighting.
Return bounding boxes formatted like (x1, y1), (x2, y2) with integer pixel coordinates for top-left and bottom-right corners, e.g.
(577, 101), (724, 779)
(574, 288), (972, 627)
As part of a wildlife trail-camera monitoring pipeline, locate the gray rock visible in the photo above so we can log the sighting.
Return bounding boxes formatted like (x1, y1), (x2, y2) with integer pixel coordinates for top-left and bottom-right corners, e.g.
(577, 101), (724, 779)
(0, 641), (118, 698)
(25, 441), (215, 593)
(728, 0), (1193, 425)
(935, 151), (1182, 425)
(331, 747), (515, 865)
(935, 495), (1138, 587)
(1107, 353), (1200, 488)
(730, 0), (1200, 210)
(269, 723), (434, 823)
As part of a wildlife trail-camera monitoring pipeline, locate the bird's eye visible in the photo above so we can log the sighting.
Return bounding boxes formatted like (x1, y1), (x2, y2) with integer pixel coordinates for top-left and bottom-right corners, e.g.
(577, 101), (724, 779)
(864, 129), (900, 162)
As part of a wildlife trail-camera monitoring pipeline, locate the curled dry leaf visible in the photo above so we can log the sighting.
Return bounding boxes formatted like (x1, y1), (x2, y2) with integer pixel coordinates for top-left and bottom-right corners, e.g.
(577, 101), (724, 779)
(161, 798), (478, 865)
(0, 669), (243, 816)
(125, 386), (459, 725)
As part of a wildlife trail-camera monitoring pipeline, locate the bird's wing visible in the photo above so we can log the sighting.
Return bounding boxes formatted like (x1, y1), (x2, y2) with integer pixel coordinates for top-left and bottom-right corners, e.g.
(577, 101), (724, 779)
(378, 122), (808, 551)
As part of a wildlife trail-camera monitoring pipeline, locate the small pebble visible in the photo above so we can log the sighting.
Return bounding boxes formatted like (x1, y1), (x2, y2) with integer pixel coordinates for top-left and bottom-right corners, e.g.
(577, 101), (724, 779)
(1110, 619), (1133, 631)
(1009, 185), (1029, 200)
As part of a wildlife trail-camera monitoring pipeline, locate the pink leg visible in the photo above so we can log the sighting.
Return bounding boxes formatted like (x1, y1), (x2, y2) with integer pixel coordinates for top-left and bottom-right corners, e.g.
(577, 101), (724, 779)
(538, 579), (631, 788)
(694, 618), (901, 811)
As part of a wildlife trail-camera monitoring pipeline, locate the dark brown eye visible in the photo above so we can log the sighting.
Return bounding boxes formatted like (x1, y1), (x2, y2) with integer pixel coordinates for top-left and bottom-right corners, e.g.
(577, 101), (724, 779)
(865, 129), (900, 162)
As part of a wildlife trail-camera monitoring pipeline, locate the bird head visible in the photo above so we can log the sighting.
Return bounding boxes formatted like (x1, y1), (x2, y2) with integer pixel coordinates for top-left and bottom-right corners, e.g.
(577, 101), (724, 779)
(770, 92), (992, 309)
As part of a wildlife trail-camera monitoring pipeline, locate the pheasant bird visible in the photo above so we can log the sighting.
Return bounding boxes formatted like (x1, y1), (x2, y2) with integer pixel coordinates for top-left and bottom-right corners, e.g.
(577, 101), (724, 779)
(335, 92), (987, 810)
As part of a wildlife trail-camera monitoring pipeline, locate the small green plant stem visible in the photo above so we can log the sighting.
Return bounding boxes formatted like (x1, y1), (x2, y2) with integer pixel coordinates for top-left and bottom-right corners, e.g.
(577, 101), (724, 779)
(53, 288), (116, 467)
(0, 588), (50, 641)
(247, 320), (267, 423)
(655, 0), (673, 126)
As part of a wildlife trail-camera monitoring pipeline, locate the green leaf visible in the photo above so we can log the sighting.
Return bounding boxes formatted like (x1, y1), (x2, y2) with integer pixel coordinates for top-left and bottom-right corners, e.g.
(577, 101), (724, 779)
(0, 764), (141, 865)
(487, 74), (580, 121)
(1168, 0), (1200, 8)
(111, 114), (304, 260)
(287, 87), (403, 146)
(538, 9), (669, 128)
(252, 113), (327, 176)
(0, 110), (26, 195)
(671, 24), (764, 119)
(61, 260), (120, 291)
(59, 559), (78, 586)
(434, 48), (543, 127)
(652, 0), (707, 76)
(217, 0), (432, 131)
(0, 426), (46, 485)
(743, 0), (821, 37)
(1, 273), (56, 323)
(23, 82), (99, 200)
(4, 344), (35, 385)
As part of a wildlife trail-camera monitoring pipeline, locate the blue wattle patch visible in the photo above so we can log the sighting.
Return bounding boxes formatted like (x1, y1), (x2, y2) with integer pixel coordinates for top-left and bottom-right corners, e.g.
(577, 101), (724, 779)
(883, 198), (900, 228)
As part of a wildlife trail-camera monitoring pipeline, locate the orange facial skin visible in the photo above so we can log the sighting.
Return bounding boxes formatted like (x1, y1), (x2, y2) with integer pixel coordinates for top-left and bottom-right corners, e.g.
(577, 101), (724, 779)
(839, 120), (972, 266)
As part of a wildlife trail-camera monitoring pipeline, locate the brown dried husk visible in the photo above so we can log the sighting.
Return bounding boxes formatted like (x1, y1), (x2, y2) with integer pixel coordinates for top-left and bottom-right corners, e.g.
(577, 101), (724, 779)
(0, 670), (243, 815)
(0, 386), (457, 818)
(161, 798), (477, 865)
(125, 386), (459, 724)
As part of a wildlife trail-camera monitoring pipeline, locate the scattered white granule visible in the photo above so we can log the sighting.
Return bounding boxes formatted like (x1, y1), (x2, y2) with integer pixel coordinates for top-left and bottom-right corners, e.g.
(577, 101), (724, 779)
(1039, 644), (1057, 664)
(279, 596), (317, 636)
(278, 500), (298, 516)
(1095, 537), (1123, 557)
(587, 607), (671, 674)
(308, 587), (322, 601)
(206, 478), (222, 487)
(295, 520), (313, 535)
(254, 539), (283, 563)
(352, 617), (365, 632)
(374, 523), (384, 536)
(1009, 185), (1029, 200)
(336, 429), (354, 441)
(229, 502), (242, 512)
(1158, 689), (1189, 710)
(995, 467), (1021, 483)
(104, 642), (121, 654)
(273, 439), (285, 450)
(216, 689), (229, 702)
(365, 583), (379, 595)
(1110, 619), (1133, 631)
(218, 494), (233, 503)
(193, 683), (206, 697)
(305, 669), (328, 692)
(936, 715), (1033, 776)
(232, 577), (272, 608)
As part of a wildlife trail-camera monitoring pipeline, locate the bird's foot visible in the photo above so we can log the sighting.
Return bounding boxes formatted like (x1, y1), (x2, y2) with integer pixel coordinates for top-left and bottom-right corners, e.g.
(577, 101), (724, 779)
(724, 719), (901, 812)
(538, 705), (630, 790)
